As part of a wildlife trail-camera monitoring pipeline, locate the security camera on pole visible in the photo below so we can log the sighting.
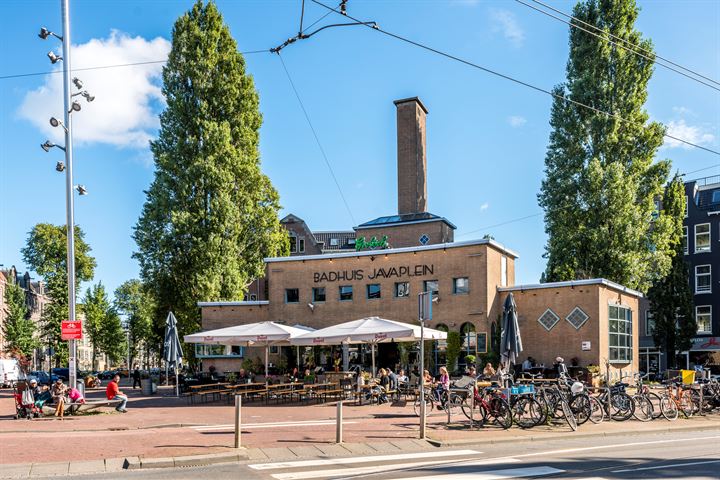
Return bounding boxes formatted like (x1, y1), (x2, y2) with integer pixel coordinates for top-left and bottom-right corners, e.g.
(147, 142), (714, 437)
(38, 0), (93, 391)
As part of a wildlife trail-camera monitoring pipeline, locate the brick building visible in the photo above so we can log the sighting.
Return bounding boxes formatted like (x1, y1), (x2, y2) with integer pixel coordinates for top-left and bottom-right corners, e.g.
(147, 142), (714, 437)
(196, 97), (641, 378)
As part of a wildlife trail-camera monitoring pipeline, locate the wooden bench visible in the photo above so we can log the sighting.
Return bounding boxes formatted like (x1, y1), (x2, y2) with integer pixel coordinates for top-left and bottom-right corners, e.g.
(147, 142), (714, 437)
(42, 399), (123, 416)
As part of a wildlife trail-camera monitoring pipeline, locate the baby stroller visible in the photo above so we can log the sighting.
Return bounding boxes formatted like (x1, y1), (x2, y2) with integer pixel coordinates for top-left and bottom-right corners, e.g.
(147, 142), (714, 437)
(14, 380), (41, 419)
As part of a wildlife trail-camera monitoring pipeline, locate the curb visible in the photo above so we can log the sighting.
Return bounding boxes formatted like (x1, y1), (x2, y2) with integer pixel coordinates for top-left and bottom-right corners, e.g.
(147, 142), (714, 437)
(425, 420), (720, 447)
(124, 450), (249, 470)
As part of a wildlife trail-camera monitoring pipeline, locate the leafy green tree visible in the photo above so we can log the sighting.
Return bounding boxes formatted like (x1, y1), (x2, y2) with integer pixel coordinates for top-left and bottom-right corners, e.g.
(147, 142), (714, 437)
(100, 309), (127, 366)
(133, 0), (288, 340)
(445, 331), (462, 373)
(647, 176), (695, 368)
(81, 283), (111, 370)
(538, 0), (672, 291)
(114, 279), (156, 367)
(21, 224), (95, 366)
(2, 280), (38, 357)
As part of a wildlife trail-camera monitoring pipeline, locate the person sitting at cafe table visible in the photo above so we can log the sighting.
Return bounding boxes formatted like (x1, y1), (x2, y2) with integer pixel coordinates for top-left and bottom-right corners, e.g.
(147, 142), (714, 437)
(482, 363), (496, 379)
(397, 369), (408, 385)
(467, 366), (478, 378)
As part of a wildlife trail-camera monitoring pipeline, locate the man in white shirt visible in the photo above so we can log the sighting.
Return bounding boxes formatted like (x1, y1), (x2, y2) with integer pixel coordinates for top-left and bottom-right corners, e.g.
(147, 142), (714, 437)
(522, 357), (533, 371)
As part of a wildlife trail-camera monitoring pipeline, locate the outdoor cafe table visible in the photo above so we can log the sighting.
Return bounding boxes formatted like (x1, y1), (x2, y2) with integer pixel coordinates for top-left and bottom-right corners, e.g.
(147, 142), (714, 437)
(187, 383), (230, 403)
(265, 382), (303, 403)
(229, 383), (268, 402)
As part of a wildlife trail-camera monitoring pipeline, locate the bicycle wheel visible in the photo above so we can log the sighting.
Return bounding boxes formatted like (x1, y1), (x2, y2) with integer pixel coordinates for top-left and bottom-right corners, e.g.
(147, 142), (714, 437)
(413, 392), (434, 417)
(569, 394), (592, 426)
(609, 392), (635, 421)
(511, 396), (543, 429)
(444, 392), (463, 417)
(679, 390), (695, 418)
(588, 396), (604, 424)
(488, 396), (513, 429)
(660, 395), (678, 421)
(560, 399), (577, 431)
(632, 395), (653, 422)
(461, 395), (484, 425)
(689, 389), (711, 414)
(646, 391), (663, 419)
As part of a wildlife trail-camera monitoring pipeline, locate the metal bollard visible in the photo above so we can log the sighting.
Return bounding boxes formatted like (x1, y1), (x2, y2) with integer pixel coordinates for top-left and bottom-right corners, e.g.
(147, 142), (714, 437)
(699, 384), (704, 417)
(419, 389), (426, 439)
(234, 395), (242, 448)
(469, 386), (474, 428)
(336, 400), (343, 443)
(605, 387), (611, 421)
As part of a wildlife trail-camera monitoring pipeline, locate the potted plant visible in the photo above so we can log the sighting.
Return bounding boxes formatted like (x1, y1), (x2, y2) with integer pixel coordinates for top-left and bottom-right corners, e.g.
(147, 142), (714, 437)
(465, 354), (477, 371)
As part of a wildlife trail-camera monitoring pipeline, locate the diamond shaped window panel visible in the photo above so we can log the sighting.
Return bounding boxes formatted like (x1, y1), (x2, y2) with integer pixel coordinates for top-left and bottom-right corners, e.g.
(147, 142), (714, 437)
(538, 309), (560, 331)
(419, 234), (430, 245)
(566, 307), (589, 330)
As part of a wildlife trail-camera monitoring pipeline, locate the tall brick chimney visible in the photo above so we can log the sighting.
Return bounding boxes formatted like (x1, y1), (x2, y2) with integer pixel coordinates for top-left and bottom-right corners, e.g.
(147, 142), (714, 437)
(394, 97), (428, 215)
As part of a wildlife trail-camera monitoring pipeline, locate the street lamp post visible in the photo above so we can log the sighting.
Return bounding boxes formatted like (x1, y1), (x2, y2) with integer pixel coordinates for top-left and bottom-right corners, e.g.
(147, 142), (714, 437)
(418, 291), (432, 439)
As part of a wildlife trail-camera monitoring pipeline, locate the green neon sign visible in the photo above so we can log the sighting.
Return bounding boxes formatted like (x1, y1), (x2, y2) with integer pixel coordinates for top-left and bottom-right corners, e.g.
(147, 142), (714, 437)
(355, 235), (389, 251)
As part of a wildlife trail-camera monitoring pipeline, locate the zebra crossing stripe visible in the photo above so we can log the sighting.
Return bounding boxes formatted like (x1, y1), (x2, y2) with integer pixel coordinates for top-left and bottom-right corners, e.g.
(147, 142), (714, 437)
(394, 466), (565, 480)
(250, 450), (481, 470)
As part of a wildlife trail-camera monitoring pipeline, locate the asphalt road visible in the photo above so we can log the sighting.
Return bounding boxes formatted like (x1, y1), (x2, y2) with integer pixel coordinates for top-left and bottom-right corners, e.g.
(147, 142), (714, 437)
(41, 428), (720, 480)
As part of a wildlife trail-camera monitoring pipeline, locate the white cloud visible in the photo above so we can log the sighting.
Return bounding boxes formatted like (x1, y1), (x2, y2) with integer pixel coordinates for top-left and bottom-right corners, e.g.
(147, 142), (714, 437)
(664, 120), (715, 150)
(490, 9), (525, 47)
(672, 106), (693, 116)
(19, 31), (170, 149)
(480, 202), (489, 211)
(508, 115), (527, 127)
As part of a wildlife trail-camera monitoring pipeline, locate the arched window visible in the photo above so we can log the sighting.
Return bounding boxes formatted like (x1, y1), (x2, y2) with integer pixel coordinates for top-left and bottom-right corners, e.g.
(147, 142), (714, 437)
(460, 322), (476, 356)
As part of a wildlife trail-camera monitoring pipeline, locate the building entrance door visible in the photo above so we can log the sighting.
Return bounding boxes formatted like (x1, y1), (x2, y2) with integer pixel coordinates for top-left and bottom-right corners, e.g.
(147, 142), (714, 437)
(377, 343), (399, 371)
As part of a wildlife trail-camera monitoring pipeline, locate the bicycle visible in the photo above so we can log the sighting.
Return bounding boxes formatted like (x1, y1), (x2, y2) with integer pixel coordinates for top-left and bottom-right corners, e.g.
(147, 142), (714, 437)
(413, 385), (463, 417)
(659, 376), (695, 420)
(536, 383), (577, 431)
(631, 373), (661, 421)
(595, 379), (635, 421)
(460, 384), (513, 429)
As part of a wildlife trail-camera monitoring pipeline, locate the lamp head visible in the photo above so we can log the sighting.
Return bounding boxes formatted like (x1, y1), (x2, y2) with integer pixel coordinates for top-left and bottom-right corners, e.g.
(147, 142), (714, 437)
(82, 92), (95, 102)
(49, 117), (60, 127)
(72, 77), (83, 89)
(47, 51), (62, 64)
(39, 27), (50, 39)
(41, 141), (53, 152)
(70, 101), (81, 112)
(55, 161), (66, 172)
(75, 185), (88, 196)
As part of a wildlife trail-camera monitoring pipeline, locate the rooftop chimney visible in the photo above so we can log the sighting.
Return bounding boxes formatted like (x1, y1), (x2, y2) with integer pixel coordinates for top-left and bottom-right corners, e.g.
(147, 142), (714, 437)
(394, 97), (428, 215)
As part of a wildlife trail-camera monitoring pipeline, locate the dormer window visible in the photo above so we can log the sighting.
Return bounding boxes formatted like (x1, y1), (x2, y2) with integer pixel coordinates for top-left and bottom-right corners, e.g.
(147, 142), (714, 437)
(712, 190), (720, 203)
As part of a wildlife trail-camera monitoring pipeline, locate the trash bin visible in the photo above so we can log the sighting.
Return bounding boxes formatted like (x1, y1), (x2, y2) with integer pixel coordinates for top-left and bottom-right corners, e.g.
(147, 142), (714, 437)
(680, 369), (696, 384)
(142, 379), (153, 395)
(76, 380), (85, 397)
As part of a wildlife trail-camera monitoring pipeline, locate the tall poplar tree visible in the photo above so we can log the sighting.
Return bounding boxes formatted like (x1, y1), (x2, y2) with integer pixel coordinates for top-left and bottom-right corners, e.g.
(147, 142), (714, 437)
(2, 279), (38, 357)
(647, 176), (695, 368)
(81, 282), (111, 370)
(538, 0), (673, 291)
(114, 279), (156, 367)
(21, 224), (95, 365)
(133, 1), (288, 338)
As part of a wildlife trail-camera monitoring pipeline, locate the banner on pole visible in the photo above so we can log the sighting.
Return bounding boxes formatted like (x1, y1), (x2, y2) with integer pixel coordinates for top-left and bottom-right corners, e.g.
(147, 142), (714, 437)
(61, 320), (83, 340)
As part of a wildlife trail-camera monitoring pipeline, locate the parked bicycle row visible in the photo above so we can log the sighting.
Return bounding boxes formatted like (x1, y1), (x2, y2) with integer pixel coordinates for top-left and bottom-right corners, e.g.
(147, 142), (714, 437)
(413, 371), (720, 431)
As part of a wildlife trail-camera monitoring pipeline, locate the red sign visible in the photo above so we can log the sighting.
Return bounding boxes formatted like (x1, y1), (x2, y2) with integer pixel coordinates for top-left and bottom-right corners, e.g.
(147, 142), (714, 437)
(61, 321), (83, 340)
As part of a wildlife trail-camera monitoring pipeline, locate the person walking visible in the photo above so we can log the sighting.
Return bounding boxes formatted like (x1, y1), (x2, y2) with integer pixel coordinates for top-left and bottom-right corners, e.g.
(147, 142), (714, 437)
(132, 366), (142, 390)
(106, 374), (128, 413)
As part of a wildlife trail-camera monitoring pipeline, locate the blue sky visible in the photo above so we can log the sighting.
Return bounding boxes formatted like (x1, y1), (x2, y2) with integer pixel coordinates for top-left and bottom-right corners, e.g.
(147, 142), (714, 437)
(1, 0), (719, 300)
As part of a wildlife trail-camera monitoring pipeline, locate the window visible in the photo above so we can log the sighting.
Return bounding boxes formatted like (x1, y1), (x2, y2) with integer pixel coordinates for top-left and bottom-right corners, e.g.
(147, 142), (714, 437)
(423, 280), (439, 297)
(394, 282), (410, 298)
(696, 306), (712, 334)
(538, 309), (560, 331)
(645, 311), (655, 337)
(683, 226), (688, 255)
(312, 287), (326, 302)
(453, 277), (469, 294)
(230, 345), (242, 356)
(289, 235), (297, 253)
(367, 284), (381, 299)
(298, 238), (305, 253)
(695, 265), (712, 294)
(195, 344), (232, 357)
(285, 288), (299, 303)
(695, 223), (711, 253)
(460, 322), (477, 356)
(713, 191), (720, 203)
(684, 195), (688, 218)
(609, 305), (632, 363)
(501, 256), (508, 287)
(566, 307), (589, 330)
(330, 238), (339, 246)
(339, 285), (353, 301)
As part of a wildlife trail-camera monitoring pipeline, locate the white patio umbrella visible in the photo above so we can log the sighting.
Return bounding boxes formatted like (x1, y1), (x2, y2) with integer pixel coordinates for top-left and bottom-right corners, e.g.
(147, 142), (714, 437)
(290, 317), (447, 376)
(184, 321), (311, 380)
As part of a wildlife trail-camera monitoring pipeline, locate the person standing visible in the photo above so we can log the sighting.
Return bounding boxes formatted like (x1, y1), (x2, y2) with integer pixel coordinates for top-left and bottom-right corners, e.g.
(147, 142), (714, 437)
(106, 374), (128, 413)
(132, 366), (142, 390)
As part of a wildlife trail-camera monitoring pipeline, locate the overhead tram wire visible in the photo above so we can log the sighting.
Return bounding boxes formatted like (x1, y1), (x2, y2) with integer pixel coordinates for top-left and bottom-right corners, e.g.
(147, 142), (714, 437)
(519, 0), (720, 89)
(514, 0), (720, 92)
(276, 53), (357, 226)
(0, 50), (269, 81)
(310, 0), (720, 157)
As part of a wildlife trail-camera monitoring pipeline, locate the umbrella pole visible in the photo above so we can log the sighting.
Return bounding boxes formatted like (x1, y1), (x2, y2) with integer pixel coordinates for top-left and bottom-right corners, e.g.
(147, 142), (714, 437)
(265, 345), (269, 384)
(372, 344), (376, 377)
(175, 368), (179, 397)
(296, 346), (300, 369)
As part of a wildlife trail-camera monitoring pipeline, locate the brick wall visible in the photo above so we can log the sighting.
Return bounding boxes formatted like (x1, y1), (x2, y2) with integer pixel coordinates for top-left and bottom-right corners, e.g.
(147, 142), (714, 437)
(355, 220), (454, 249)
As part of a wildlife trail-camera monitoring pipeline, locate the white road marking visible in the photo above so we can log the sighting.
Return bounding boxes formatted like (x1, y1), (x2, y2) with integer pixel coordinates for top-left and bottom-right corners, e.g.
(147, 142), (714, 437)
(270, 458), (520, 480)
(250, 450), (482, 470)
(612, 459), (720, 473)
(191, 420), (357, 431)
(393, 466), (565, 480)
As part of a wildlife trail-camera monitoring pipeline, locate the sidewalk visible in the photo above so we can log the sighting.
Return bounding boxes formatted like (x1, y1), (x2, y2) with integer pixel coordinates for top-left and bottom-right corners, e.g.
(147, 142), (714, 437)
(1, 385), (718, 473)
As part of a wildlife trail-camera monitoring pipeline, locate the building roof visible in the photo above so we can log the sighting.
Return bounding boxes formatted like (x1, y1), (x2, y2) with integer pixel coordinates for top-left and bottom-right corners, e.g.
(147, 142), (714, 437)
(197, 300), (269, 307)
(498, 279), (643, 298)
(265, 237), (519, 263)
(355, 212), (457, 230)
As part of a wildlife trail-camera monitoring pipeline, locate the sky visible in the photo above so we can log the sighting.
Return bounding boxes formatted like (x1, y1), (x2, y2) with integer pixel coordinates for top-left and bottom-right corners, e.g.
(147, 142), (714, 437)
(1, 0), (719, 301)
